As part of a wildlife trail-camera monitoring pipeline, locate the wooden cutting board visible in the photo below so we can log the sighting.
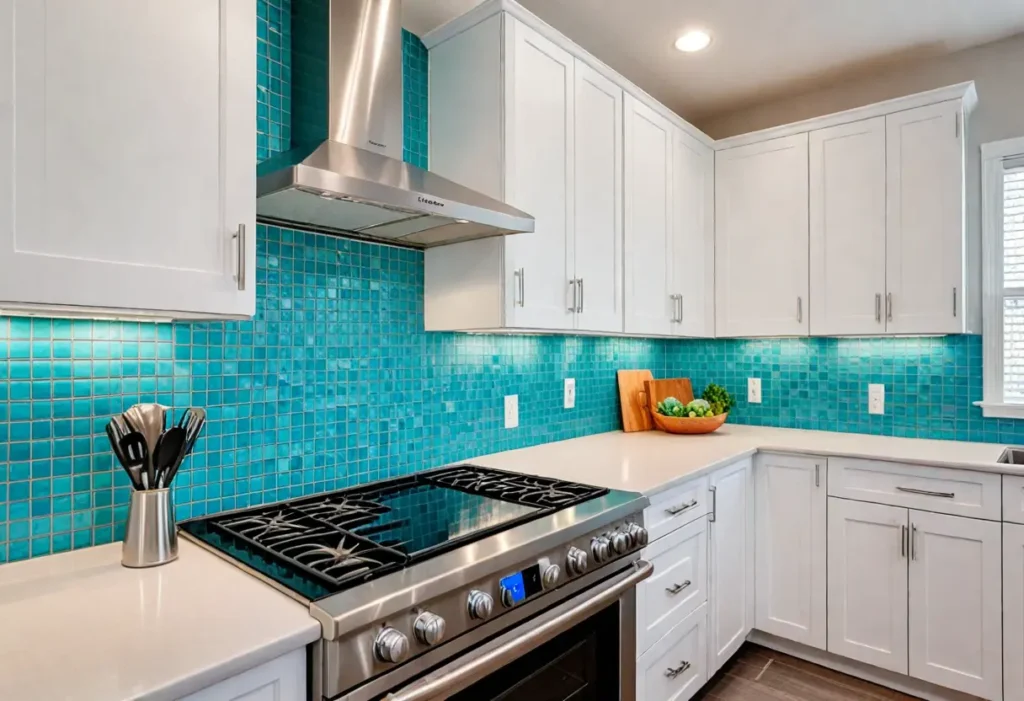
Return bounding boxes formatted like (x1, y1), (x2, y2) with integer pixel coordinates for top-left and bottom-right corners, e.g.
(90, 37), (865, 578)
(644, 378), (695, 414)
(617, 370), (654, 432)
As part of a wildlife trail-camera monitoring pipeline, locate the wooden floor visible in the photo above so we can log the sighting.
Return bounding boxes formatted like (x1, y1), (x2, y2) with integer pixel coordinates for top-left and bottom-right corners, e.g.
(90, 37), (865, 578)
(693, 645), (923, 701)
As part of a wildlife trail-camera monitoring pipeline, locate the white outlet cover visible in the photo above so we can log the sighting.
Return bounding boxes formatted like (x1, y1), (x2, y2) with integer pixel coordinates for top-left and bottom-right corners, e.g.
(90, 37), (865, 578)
(748, 377), (762, 404)
(505, 394), (519, 428)
(868, 384), (885, 415)
(564, 378), (576, 409)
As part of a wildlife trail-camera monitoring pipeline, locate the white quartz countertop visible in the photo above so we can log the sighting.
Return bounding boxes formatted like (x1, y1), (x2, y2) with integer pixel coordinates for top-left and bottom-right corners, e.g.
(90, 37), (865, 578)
(0, 540), (320, 701)
(470, 424), (1014, 496)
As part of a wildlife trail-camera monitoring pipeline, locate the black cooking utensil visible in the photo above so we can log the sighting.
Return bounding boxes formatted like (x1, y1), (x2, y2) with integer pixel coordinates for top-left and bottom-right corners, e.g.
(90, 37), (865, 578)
(118, 430), (151, 489)
(161, 410), (205, 487)
(106, 421), (142, 490)
(154, 427), (186, 488)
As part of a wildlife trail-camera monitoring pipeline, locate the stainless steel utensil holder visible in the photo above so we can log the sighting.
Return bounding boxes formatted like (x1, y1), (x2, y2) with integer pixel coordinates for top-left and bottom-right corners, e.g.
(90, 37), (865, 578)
(122, 488), (178, 568)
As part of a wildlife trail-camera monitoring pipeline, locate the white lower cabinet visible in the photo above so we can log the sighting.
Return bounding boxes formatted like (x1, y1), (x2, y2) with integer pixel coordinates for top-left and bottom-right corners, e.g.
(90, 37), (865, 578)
(754, 453), (827, 649)
(179, 648), (306, 701)
(1005, 523), (1024, 701)
(708, 459), (755, 676)
(637, 603), (708, 701)
(908, 510), (1002, 700)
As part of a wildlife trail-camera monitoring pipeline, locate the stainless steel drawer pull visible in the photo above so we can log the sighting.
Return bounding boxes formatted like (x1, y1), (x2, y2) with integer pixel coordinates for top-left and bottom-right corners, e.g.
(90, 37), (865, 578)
(665, 580), (692, 595)
(896, 486), (955, 499)
(233, 224), (246, 291)
(664, 499), (698, 516)
(665, 660), (691, 679)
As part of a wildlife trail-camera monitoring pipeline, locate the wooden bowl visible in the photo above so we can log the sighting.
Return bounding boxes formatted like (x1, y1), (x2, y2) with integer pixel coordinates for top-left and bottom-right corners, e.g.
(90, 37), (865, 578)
(651, 411), (728, 435)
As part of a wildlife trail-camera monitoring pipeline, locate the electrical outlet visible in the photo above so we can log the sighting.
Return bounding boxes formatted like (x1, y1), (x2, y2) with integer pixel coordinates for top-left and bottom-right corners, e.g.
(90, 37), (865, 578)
(748, 378), (762, 404)
(564, 378), (576, 409)
(505, 394), (519, 428)
(869, 384), (885, 415)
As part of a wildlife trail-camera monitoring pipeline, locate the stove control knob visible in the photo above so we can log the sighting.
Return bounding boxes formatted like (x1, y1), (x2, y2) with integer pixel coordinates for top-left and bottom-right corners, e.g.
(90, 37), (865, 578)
(566, 546), (588, 576)
(373, 627), (410, 664)
(626, 523), (649, 547)
(468, 590), (494, 620)
(500, 584), (516, 608)
(541, 564), (561, 590)
(611, 530), (630, 555)
(591, 535), (611, 563)
(414, 612), (447, 646)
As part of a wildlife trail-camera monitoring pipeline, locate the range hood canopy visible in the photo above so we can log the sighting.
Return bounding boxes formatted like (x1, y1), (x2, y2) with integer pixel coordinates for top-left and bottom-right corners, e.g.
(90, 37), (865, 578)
(256, 0), (534, 247)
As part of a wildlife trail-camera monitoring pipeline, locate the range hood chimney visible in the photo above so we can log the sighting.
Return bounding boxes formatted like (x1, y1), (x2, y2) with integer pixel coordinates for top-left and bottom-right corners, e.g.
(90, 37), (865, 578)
(256, 0), (534, 247)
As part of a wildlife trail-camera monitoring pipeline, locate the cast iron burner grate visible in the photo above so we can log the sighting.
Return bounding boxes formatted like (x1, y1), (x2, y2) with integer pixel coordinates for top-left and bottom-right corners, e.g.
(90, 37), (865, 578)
(423, 467), (607, 508)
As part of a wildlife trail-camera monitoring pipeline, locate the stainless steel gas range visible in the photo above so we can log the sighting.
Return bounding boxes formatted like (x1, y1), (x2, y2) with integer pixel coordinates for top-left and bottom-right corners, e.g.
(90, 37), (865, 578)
(181, 465), (652, 700)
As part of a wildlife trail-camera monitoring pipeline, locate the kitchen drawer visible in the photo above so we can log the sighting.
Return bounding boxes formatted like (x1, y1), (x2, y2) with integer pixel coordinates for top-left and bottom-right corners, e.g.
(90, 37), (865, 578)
(637, 516), (708, 655)
(827, 457), (1001, 521)
(645, 476), (709, 542)
(637, 602), (708, 701)
(1005, 475), (1024, 525)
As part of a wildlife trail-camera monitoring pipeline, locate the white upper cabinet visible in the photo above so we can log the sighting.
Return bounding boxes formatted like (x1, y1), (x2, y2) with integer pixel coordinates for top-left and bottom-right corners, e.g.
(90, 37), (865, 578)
(754, 454), (827, 650)
(573, 60), (623, 333)
(624, 96), (674, 336)
(809, 118), (887, 336)
(0, 0), (256, 319)
(886, 100), (965, 334)
(715, 134), (809, 337)
(672, 128), (715, 337)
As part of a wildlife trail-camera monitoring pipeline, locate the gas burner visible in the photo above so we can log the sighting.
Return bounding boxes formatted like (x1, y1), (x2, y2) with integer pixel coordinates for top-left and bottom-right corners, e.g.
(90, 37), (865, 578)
(426, 467), (606, 509)
(281, 533), (402, 580)
(293, 495), (391, 530)
(218, 510), (310, 544)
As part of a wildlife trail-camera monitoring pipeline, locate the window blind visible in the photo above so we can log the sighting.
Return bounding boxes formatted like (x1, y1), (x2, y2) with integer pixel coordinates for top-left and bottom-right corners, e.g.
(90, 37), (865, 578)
(1003, 165), (1024, 400)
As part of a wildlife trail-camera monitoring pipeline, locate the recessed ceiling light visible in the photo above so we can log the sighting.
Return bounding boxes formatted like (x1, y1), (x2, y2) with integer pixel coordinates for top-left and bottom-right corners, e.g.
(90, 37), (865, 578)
(675, 29), (711, 53)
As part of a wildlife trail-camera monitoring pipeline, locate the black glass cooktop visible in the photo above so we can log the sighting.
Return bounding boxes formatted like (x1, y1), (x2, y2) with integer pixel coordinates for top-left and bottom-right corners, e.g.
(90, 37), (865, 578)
(181, 465), (608, 600)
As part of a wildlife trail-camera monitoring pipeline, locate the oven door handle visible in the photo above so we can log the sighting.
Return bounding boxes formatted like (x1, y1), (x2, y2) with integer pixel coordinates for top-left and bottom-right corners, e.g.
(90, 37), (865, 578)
(384, 559), (654, 701)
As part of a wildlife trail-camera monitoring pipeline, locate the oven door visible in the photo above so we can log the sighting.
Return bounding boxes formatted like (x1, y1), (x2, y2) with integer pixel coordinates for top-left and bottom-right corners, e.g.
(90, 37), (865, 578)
(371, 559), (652, 701)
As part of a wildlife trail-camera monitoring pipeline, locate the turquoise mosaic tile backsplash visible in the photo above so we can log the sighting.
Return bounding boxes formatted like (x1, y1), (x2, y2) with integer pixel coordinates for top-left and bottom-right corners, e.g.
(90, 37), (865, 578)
(0, 0), (1011, 565)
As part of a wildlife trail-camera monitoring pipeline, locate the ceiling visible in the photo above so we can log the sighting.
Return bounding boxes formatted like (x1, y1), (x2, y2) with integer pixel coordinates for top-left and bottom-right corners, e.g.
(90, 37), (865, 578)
(402, 0), (1024, 122)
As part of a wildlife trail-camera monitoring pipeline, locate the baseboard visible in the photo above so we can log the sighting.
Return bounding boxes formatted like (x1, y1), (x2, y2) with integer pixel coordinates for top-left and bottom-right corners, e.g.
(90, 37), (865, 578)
(747, 631), (986, 701)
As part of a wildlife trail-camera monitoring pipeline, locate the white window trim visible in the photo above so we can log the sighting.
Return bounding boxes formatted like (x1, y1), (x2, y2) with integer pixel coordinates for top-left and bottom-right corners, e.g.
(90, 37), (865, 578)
(977, 136), (1024, 418)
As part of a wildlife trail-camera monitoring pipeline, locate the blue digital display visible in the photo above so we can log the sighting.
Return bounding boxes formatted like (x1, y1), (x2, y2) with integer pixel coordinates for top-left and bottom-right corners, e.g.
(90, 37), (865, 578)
(500, 572), (526, 604)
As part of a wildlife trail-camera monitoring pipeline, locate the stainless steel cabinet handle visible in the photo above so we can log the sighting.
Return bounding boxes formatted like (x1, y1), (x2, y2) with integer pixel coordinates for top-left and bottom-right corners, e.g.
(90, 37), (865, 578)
(664, 660), (691, 678)
(815, 464), (820, 488)
(797, 296), (803, 323)
(953, 287), (958, 317)
(665, 580), (692, 595)
(664, 499), (698, 516)
(896, 486), (954, 499)
(875, 293), (882, 323)
(233, 224), (246, 291)
(709, 486), (717, 523)
(578, 278), (584, 313)
(568, 279), (577, 312)
(911, 523), (918, 561)
(514, 269), (525, 307)
(669, 294), (680, 323)
(886, 293), (893, 322)
(385, 560), (654, 701)
(901, 525), (907, 558)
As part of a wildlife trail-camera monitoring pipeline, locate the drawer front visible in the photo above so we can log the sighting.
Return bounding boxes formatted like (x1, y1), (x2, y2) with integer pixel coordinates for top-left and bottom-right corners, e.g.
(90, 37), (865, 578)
(1005, 475), (1024, 525)
(637, 602), (708, 701)
(645, 476), (709, 542)
(827, 457), (1001, 520)
(638, 516), (708, 655)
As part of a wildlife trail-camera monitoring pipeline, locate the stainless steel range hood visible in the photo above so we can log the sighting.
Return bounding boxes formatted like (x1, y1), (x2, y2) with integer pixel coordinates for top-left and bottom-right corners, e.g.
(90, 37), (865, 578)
(257, 0), (534, 247)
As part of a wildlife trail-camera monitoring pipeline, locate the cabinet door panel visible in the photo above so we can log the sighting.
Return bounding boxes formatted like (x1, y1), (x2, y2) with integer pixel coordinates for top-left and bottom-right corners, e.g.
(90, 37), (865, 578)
(672, 129), (715, 337)
(827, 498), (908, 674)
(503, 18), (574, 330)
(624, 96), (673, 336)
(0, 0), (255, 317)
(1005, 523), (1024, 701)
(809, 117), (886, 336)
(715, 134), (809, 337)
(708, 459), (754, 675)
(886, 100), (964, 334)
(638, 516), (707, 655)
(755, 454), (827, 649)
(637, 604), (707, 701)
(908, 510), (1001, 700)
(573, 60), (622, 333)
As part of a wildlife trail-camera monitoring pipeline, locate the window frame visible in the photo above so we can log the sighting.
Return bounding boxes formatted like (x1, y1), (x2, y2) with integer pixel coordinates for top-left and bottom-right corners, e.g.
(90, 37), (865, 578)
(978, 136), (1024, 418)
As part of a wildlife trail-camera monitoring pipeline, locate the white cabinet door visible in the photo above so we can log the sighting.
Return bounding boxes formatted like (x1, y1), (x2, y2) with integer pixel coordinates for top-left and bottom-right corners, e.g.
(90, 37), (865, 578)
(708, 458), (754, 675)
(885, 100), (965, 334)
(809, 117), (887, 336)
(624, 95), (674, 336)
(671, 128), (715, 337)
(503, 18), (574, 330)
(0, 0), (256, 318)
(180, 648), (305, 701)
(908, 510), (1001, 700)
(573, 60), (622, 333)
(715, 134), (809, 337)
(827, 498), (908, 674)
(1005, 523), (1024, 701)
(754, 454), (827, 650)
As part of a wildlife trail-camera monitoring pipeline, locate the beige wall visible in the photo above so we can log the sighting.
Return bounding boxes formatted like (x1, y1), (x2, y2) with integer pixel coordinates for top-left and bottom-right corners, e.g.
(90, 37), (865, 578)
(696, 33), (1024, 329)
